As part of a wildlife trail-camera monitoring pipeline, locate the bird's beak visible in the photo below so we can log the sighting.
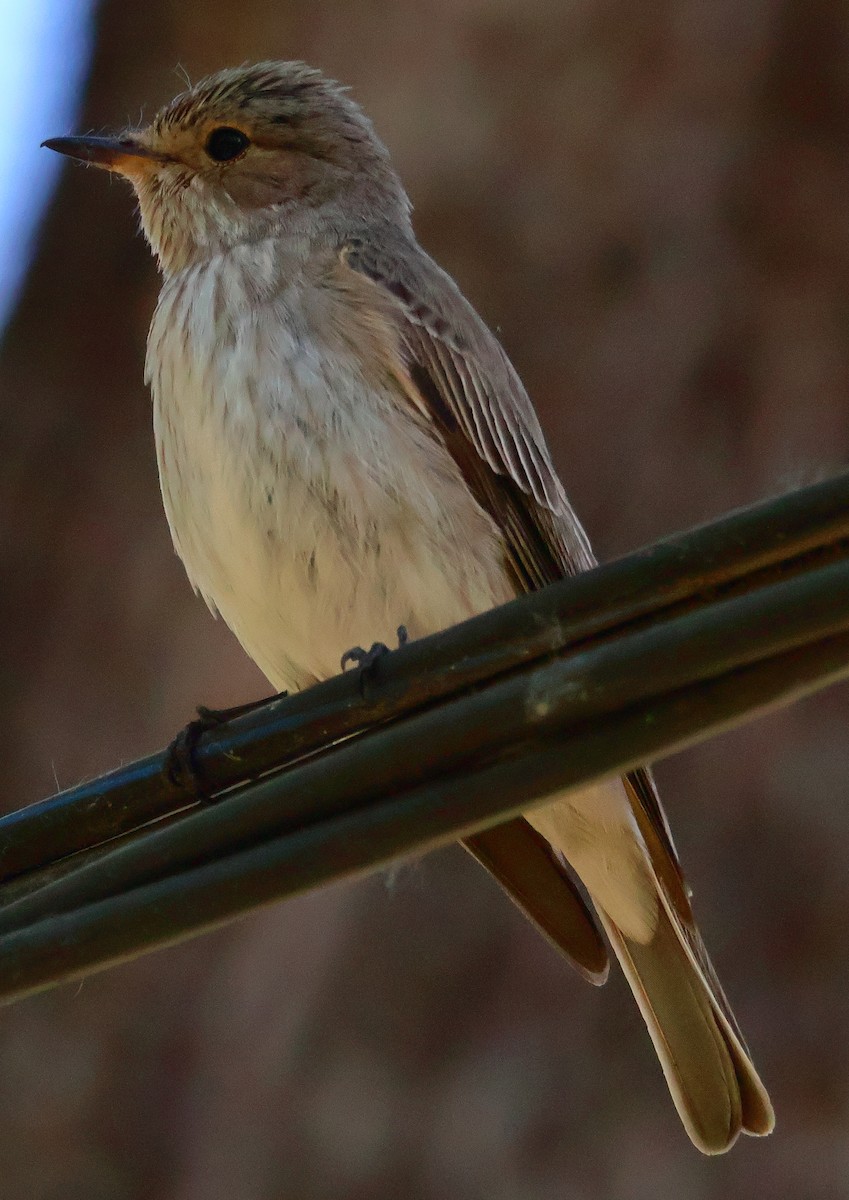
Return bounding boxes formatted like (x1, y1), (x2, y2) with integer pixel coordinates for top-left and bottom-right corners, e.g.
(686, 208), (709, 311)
(41, 135), (164, 176)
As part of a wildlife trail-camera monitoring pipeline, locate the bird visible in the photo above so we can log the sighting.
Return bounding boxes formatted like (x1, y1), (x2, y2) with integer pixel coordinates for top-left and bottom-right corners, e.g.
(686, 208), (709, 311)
(43, 61), (774, 1153)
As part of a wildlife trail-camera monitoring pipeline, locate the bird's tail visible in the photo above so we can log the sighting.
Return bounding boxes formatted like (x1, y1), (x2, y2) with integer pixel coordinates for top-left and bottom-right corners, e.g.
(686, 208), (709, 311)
(600, 774), (775, 1152)
(596, 890), (774, 1153)
(524, 771), (774, 1152)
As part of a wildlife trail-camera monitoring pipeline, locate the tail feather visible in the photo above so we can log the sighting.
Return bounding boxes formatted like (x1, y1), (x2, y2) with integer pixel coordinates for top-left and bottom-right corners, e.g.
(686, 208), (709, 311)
(597, 893), (774, 1153)
(526, 774), (773, 1153)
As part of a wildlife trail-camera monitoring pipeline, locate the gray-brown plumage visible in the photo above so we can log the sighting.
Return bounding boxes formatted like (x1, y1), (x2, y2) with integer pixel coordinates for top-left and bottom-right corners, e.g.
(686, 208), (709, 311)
(44, 61), (774, 1152)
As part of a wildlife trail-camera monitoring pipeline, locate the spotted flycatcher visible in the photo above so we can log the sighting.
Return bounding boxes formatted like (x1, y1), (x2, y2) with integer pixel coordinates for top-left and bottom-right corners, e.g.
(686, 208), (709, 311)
(44, 61), (773, 1152)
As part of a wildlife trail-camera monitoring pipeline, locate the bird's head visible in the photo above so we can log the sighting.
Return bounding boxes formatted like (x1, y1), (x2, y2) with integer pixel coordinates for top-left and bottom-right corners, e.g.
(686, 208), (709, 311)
(44, 61), (410, 274)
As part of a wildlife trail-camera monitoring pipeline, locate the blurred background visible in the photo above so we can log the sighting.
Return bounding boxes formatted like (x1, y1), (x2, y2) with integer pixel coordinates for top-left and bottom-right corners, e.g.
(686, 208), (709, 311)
(2, 1), (849, 1196)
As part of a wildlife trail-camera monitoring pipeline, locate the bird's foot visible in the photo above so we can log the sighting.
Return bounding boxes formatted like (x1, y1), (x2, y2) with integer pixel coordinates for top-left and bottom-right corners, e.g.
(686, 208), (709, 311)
(163, 694), (284, 800)
(340, 625), (409, 696)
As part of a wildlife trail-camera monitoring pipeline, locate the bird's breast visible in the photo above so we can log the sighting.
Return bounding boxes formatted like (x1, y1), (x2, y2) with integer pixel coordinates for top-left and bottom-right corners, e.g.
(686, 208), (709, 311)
(146, 253), (511, 690)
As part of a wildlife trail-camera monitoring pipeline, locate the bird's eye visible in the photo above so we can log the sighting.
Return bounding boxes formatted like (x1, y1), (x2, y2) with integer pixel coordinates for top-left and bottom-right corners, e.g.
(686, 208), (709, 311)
(205, 127), (250, 162)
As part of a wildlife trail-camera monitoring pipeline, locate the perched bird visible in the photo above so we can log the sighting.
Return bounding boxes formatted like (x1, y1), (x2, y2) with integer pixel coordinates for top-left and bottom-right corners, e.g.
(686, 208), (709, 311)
(44, 61), (773, 1152)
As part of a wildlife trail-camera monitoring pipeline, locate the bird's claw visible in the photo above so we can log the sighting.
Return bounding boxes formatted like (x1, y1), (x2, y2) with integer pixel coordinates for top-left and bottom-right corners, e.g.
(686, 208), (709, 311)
(340, 641), (390, 672)
(162, 694), (285, 800)
(340, 625), (409, 694)
(163, 711), (217, 799)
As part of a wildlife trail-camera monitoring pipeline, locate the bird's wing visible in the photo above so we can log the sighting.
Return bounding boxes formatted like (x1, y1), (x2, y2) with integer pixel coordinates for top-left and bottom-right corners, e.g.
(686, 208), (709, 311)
(340, 233), (621, 979)
(342, 234), (595, 591)
(463, 819), (608, 985)
(341, 233), (701, 973)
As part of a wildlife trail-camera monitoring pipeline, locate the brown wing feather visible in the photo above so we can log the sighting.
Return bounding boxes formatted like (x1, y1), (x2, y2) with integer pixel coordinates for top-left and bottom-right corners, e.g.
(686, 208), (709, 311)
(343, 234), (591, 576)
(344, 232), (700, 968)
(346, 231), (687, 820)
(464, 819), (609, 985)
(343, 234), (621, 978)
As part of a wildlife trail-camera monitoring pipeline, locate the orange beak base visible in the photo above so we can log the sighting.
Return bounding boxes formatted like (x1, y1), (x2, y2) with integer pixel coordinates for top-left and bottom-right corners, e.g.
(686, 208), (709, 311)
(41, 135), (162, 174)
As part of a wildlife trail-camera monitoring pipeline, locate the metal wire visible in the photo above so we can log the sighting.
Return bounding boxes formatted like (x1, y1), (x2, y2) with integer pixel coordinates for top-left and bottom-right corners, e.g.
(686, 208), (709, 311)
(2, 472), (849, 1005)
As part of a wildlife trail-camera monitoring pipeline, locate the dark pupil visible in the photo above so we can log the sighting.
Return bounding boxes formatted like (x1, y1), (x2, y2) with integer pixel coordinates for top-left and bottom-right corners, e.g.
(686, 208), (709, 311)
(205, 127), (249, 162)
